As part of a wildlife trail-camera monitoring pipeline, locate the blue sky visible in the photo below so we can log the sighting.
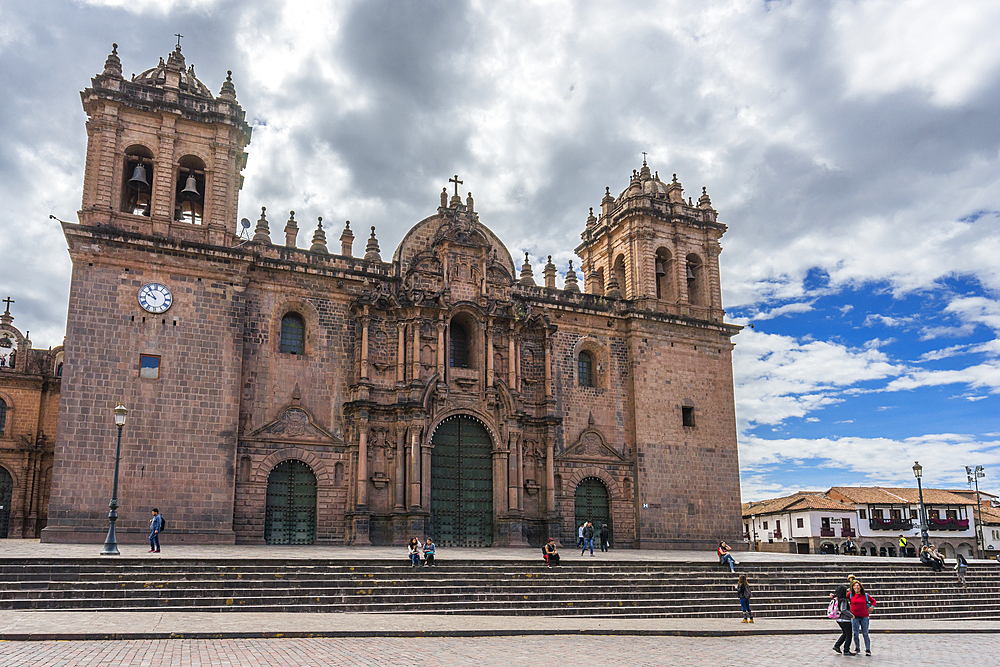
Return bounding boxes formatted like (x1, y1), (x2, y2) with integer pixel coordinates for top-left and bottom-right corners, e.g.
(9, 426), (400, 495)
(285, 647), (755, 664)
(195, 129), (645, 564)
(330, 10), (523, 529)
(1, 0), (999, 500)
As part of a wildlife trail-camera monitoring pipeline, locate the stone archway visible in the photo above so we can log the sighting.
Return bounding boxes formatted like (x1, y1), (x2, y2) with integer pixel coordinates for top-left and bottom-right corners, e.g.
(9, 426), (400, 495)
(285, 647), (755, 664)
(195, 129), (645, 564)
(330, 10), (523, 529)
(430, 416), (493, 547)
(263, 460), (317, 545)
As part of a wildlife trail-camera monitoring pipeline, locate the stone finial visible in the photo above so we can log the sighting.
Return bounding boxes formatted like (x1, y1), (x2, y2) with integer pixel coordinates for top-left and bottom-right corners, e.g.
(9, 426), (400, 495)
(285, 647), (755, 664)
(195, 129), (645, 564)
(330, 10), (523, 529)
(601, 186), (615, 218)
(102, 43), (123, 78)
(219, 70), (237, 101)
(252, 206), (271, 244)
(364, 226), (381, 262)
(340, 220), (355, 257)
(466, 192), (475, 213)
(440, 187), (448, 208)
(564, 261), (580, 293)
(283, 210), (298, 248)
(519, 252), (536, 286)
(586, 207), (597, 228)
(310, 217), (328, 254)
(698, 186), (714, 210)
(667, 173), (684, 203)
(544, 255), (557, 289)
(292, 383), (302, 404)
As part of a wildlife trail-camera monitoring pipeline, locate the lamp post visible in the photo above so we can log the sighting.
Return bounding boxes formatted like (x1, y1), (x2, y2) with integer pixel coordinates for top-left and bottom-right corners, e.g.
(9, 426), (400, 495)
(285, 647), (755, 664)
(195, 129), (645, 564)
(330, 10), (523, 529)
(100, 403), (128, 556)
(966, 465), (986, 559)
(912, 461), (929, 549)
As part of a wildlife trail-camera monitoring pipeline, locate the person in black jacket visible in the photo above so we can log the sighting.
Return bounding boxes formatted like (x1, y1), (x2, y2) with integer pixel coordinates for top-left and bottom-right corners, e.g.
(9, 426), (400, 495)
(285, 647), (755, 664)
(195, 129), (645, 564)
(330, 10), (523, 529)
(599, 524), (611, 552)
(735, 574), (754, 623)
(831, 584), (855, 655)
(581, 522), (595, 556)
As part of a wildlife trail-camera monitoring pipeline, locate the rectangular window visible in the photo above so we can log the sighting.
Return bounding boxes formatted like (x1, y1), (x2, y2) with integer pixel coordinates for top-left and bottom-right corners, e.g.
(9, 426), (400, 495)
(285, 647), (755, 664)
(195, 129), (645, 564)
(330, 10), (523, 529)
(821, 517), (830, 528)
(910, 509), (918, 519)
(946, 509), (957, 520)
(796, 518), (804, 528)
(762, 521), (768, 530)
(859, 509), (867, 519)
(842, 518), (851, 530)
(139, 354), (160, 379)
(890, 508), (901, 520)
(682, 406), (695, 428)
(872, 508), (883, 519)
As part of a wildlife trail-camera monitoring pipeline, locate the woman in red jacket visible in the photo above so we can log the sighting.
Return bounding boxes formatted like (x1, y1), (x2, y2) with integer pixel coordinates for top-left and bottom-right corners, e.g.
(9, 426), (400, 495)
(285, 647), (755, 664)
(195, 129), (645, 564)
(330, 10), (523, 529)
(849, 580), (876, 656)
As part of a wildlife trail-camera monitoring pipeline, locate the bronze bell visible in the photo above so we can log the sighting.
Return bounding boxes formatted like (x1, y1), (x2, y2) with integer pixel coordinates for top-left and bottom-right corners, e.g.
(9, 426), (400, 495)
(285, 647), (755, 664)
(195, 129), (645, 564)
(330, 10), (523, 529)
(179, 173), (200, 199)
(128, 163), (149, 190)
(655, 260), (667, 277)
(686, 264), (696, 281)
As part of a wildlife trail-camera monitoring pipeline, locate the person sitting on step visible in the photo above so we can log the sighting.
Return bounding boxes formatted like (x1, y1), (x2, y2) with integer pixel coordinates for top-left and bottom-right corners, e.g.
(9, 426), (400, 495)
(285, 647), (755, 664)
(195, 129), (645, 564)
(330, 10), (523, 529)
(542, 538), (560, 567)
(408, 537), (422, 567)
(423, 538), (436, 566)
(718, 541), (738, 572)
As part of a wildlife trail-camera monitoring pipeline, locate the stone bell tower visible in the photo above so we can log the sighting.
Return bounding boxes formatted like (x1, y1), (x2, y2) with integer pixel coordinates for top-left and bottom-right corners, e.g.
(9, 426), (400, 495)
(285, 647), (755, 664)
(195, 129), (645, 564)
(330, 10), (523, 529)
(576, 159), (725, 323)
(78, 42), (251, 245)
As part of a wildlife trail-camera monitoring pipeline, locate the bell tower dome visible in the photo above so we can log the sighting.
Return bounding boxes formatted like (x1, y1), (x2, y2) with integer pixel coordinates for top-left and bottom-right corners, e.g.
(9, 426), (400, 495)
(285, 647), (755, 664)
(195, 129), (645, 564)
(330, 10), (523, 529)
(78, 42), (252, 245)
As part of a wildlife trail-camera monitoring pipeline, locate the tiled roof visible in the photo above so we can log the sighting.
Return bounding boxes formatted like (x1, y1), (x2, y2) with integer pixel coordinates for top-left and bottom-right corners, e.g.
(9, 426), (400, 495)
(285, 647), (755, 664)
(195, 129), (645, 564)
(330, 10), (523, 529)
(742, 491), (853, 517)
(978, 503), (1000, 525)
(827, 487), (972, 506)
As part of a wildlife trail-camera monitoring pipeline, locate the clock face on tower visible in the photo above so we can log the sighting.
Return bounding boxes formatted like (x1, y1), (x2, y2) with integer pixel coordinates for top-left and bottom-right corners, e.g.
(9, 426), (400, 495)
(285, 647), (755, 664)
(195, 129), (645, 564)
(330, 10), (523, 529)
(138, 283), (173, 313)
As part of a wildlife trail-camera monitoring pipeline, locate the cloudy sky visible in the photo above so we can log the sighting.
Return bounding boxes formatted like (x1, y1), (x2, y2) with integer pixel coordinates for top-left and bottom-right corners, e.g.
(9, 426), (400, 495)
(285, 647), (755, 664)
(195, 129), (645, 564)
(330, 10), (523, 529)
(2, 0), (999, 501)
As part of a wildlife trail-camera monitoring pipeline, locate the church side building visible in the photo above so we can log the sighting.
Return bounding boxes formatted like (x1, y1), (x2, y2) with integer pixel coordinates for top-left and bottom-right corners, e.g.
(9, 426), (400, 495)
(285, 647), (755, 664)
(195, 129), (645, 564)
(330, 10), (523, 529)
(0, 300), (61, 538)
(41, 44), (742, 548)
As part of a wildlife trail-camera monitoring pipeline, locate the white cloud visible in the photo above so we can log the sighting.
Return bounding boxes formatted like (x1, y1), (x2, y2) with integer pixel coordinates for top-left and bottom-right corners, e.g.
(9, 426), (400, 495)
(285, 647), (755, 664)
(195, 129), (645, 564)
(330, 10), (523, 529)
(863, 314), (914, 328)
(884, 361), (1000, 394)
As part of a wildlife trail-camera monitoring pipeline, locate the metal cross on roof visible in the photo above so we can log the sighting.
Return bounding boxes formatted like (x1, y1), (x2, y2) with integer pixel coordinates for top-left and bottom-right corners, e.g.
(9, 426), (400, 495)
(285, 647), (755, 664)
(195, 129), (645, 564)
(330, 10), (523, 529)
(2, 296), (12, 314)
(449, 174), (463, 197)
(175, 33), (184, 49)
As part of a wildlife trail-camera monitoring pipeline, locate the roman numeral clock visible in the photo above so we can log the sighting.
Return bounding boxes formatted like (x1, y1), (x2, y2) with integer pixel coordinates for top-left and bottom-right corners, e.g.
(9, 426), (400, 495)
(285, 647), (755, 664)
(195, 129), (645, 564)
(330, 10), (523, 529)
(137, 283), (172, 313)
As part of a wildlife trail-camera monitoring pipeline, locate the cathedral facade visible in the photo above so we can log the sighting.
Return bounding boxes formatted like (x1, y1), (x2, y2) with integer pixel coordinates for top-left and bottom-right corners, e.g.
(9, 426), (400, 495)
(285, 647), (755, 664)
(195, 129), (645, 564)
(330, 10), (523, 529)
(40, 44), (743, 548)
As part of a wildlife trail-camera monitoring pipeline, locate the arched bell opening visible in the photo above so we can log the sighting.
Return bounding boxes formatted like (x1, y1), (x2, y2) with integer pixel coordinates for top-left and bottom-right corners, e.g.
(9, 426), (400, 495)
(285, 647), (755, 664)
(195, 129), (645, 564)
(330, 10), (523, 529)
(175, 155), (206, 225)
(121, 145), (154, 216)
(613, 254), (627, 297)
(686, 253), (704, 306)
(655, 247), (673, 301)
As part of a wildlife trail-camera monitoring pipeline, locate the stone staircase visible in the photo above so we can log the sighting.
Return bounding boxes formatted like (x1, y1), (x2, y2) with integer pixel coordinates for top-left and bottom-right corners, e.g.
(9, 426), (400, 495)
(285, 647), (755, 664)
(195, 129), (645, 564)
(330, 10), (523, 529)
(0, 558), (996, 619)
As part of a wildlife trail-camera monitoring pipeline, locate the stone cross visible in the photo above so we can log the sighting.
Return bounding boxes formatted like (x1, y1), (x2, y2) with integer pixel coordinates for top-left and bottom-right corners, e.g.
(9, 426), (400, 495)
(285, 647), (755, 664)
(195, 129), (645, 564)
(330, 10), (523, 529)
(449, 174), (463, 197)
(2, 297), (12, 314)
(175, 33), (184, 48)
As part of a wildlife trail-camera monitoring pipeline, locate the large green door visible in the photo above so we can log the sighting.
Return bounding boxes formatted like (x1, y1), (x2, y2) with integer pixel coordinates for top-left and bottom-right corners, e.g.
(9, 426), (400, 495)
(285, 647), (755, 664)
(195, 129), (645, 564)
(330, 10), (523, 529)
(264, 460), (317, 545)
(575, 477), (611, 544)
(431, 417), (493, 547)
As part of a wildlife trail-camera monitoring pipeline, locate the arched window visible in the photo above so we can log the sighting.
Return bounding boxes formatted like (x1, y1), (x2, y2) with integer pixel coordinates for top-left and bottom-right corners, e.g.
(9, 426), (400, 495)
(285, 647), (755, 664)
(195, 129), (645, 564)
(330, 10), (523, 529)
(450, 320), (469, 368)
(122, 145), (154, 216)
(0, 398), (6, 435)
(175, 155), (206, 225)
(655, 248), (672, 300)
(613, 255), (627, 296)
(578, 351), (594, 387)
(280, 313), (305, 355)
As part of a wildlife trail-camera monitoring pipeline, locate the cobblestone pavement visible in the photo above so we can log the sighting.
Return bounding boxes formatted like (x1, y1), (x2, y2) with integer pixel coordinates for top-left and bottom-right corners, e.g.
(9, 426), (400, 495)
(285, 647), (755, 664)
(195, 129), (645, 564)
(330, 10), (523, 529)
(0, 633), (991, 666)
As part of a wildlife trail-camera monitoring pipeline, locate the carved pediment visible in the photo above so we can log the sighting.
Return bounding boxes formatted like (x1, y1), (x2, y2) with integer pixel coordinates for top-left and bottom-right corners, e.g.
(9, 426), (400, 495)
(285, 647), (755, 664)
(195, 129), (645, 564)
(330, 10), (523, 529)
(246, 407), (342, 444)
(558, 427), (624, 461)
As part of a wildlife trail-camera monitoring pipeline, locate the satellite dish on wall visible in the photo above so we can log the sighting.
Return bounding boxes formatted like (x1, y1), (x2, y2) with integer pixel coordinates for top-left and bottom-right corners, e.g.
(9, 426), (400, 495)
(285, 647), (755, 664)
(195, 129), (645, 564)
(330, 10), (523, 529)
(238, 217), (252, 240)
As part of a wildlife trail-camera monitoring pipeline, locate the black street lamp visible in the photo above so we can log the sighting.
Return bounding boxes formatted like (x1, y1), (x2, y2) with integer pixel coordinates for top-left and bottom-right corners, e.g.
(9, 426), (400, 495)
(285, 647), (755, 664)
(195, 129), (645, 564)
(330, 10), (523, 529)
(912, 461), (929, 549)
(100, 403), (128, 556)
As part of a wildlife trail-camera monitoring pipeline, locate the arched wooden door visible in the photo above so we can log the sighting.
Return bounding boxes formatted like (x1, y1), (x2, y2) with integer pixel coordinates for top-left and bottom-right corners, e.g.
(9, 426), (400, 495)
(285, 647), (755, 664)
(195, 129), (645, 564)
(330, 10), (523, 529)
(264, 460), (316, 545)
(575, 477), (611, 544)
(0, 466), (11, 538)
(431, 417), (493, 547)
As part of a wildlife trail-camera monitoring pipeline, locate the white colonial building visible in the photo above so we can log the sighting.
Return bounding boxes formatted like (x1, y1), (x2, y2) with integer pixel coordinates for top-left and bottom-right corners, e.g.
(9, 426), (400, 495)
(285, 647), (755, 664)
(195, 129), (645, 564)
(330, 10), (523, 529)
(743, 487), (979, 558)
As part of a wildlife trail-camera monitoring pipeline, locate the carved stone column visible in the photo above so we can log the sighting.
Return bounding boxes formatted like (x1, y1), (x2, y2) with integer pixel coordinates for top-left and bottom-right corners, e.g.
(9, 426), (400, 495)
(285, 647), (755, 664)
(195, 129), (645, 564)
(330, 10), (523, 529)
(409, 429), (421, 509)
(507, 433), (519, 513)
(394, 426), (406, 510)
(546, 436), (556, 516)
(357, 428), (368, 508)
(437, 320), (446, 378)
(486, 319), (494, 385)
(360, 308), (370, 381)
(397, 322), (406, 384)
(411, 319), (420, 381)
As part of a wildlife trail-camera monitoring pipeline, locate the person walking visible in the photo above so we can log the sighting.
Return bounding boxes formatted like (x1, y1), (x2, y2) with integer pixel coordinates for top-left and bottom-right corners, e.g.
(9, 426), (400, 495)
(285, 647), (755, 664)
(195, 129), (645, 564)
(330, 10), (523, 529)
(408, 537), (422, 567)
(955, 553), (969, 586)
(735, 574), (754, 623)
(898, 534), (908, 557)
(849, 580), (876, 656)
(582, 521), (595, 556)
(423, 538), (436, 566)
(831, 584), (855, 655)
(148, 508), (163, 553)
(577, 522), (585, 549)
(600, 523), (611, 552)
(718, 541), (738, 572)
